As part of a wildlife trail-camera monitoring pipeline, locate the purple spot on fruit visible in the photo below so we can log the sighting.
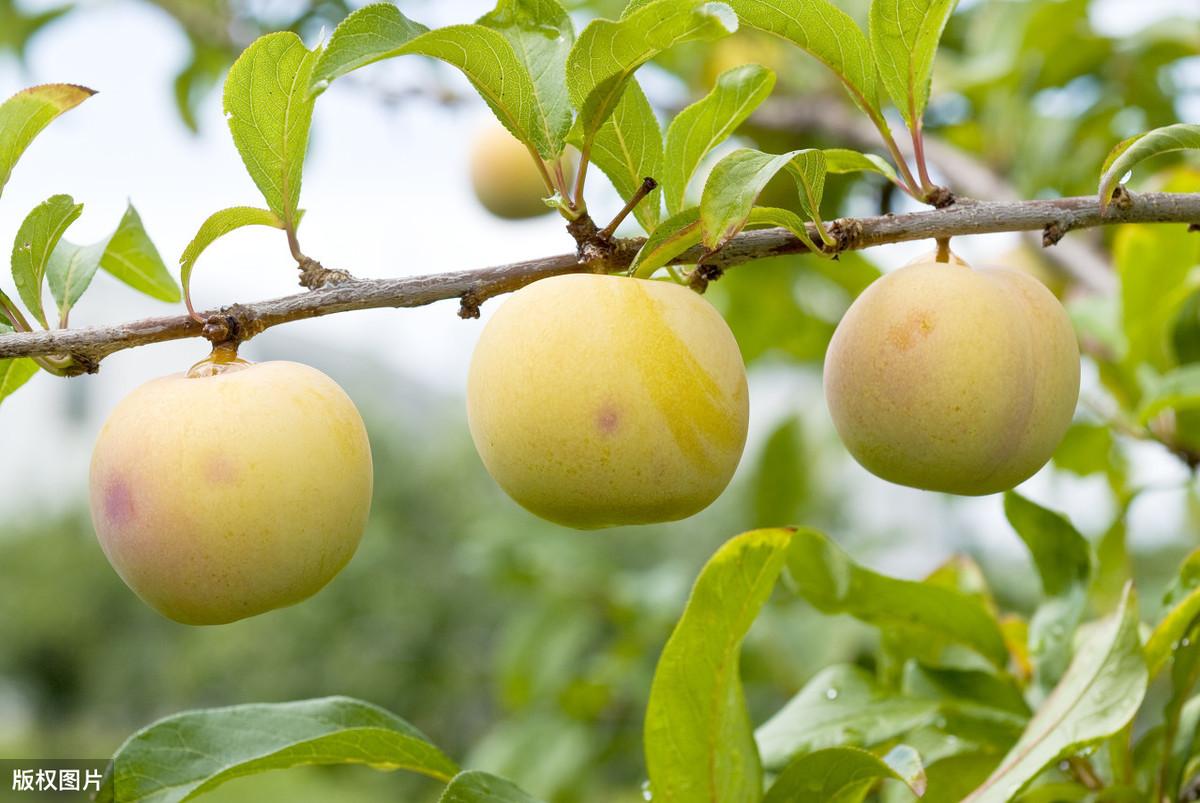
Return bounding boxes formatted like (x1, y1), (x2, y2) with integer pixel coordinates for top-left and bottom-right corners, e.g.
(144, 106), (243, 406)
(597, 404), (621, 435)
(105, 478), (135, 527)
(205, 453), (238, 485)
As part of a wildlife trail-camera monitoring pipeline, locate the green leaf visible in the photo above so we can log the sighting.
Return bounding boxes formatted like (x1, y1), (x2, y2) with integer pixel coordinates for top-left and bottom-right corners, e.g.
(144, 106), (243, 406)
(96, 696), (458, 803)
(644, 528), (795, 803)
(567, 0), (736, 150)
(786, 529), (1010, 668)
(662, 63), (776, 215)
(962, 587), (1147, 803)
(1003, 493), (1094, 690)
(724, 0), (880, 121)
(742, 206), (823, 253)
(1099, 124), (1200, 207)
(1147, 579), (1200, 680)
(756, 664), (941, 769)
(763, 745), (926, 803)
(700, 148), (827, 251)
(632, 207), (701, 276)
(868, 0), (958, 127)
(313, 5), (555, 159)
(438, 771), (546, 803)
(1114, 220), (1200, 374)
(0, 357), (38, 407)
(586, 80), (663, 231)
(95, 205), (179, 302)
(0, 83), (94, 199)
(224, 32), (320, 230)
(47, 204), (179, 323)
(180, 207), (285, 315)
(823, 148), (901, 185)
(478, 0), (576, 158)
(1138, 364), (1200, 424)
(11, 194), (82, 328)
(751, 415), (810, 528)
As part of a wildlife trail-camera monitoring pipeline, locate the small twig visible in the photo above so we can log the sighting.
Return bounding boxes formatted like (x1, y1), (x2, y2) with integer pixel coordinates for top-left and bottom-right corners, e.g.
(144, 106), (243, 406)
(597, 177), (658, 241)
(1066, 756), (1103, 791)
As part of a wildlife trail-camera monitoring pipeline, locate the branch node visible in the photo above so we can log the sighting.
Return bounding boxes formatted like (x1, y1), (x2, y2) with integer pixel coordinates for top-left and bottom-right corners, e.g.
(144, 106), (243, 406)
(1043, 221), (1069, 247)
(829, 218), (865, 253)
(688, 262), (723, 294)
(1110, 185), (1135, 212)
(927, 186), (956, 209)
(458, 287), (483, 319)
(298, 257), (353, 290)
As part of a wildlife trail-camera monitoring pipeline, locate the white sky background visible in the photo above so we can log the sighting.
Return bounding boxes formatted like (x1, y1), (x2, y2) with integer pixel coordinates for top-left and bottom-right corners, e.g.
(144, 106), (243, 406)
(0, 0), (1196, 573)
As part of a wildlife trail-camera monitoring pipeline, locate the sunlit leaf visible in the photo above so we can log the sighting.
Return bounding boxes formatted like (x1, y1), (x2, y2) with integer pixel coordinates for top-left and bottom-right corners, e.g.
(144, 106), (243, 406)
(724, 0), (880, 120)
(479, 0), (576, 157)
(1099, 123), (1200, 207)
(662, 63), (776, 215)
(179, 207), (286, 316)
(46, 204), (179, 324)
(568, 0), (736, 151)
(0, 356), (38, 407)
(868, 0), (958, 127)
(0, 83), (94, 199)
(11, 194), (82, 328)
(314, 5), (553, 158)
(224, 32), (319, 231)
(96, 697), (458, 803)
(585, 80), (663, 231)
(700, 147), (827, 250)
(823, 148), (901, 185)
(644, 528), (795, 803)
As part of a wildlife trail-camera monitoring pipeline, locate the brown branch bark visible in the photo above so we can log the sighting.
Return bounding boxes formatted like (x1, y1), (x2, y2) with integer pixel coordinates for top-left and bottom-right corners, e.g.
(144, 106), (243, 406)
(749, 95), (1117, 294)
(1, 193), (1197, 369)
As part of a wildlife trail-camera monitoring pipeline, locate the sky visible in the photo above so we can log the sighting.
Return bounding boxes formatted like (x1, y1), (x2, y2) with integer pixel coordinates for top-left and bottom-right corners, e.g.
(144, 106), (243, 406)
(0, 0), (1197, 569)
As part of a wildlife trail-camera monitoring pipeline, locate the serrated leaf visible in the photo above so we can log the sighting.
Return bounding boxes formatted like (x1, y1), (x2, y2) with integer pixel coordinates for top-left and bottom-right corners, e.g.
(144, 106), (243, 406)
(586, 80), (663, 231)
(224, 32), (319, 230)
(662, 63), (776, 215)
(700, 148), (827, 251)
(0, 83), (94, 199)
(785, 529), (1009, 668)
(478, 0), (576, 158)
(47, 204), (178, 323)
(1099, 124), (1200, 207)
(567, 0), (736, 151)
(962, 586), (1147, 803)
(724, 0), (880, 120)
(1004, 492), (1094, 691)
(180, 207), (285, 315)
(756, 664), (941, 769)
(313, 5), (555, 159)
(823, 148), (901, 185)
(438, 771), (546, 803)
(868, 0), (958, 127)
(96, 696), (458, 803)
(763, 745), (926, 803)
(11, 194), (82, 328)
(0, 357), (38, 406)
(644, 528), (796, 803)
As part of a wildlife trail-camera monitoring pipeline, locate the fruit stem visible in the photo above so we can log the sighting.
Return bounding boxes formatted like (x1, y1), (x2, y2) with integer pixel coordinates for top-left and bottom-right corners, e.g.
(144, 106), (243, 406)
(935, 237), (952, 263)
(188, 341), (250, 378)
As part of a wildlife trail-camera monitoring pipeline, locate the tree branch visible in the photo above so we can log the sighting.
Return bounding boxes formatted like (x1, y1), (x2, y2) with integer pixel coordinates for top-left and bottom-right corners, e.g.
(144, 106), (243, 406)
(749, 95), (1117, 294)
(1, 193), (1196, 368)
